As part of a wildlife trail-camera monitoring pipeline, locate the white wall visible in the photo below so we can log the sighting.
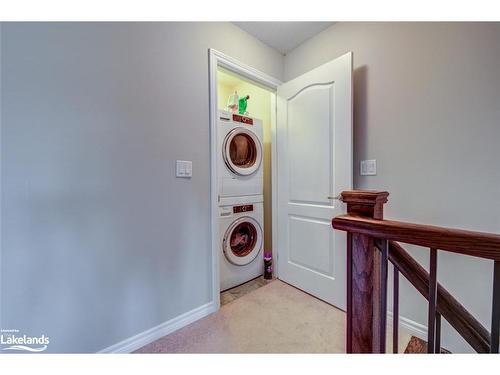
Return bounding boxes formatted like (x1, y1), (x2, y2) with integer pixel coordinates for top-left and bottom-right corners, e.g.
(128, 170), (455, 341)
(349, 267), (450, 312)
(0, 22), (283, 353)
(284, 22), (500, 352)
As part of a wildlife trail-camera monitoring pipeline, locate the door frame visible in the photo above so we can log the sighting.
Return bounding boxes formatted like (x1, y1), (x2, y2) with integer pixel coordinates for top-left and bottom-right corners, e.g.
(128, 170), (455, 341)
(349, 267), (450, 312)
(208, 49), (282, 309)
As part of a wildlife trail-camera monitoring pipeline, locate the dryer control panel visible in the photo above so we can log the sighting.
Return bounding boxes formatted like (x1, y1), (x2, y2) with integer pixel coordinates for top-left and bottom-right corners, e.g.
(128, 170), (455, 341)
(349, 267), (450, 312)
(232, 114), (253, 125)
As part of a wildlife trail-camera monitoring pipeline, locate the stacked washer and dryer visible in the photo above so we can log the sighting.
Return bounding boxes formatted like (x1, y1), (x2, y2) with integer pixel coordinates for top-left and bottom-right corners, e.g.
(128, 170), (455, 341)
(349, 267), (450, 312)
(217, 110), (265, 291)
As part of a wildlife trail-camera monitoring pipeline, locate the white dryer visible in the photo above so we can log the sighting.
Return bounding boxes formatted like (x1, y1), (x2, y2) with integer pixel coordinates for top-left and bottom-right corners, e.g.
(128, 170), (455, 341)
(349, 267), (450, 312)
(217, 110), (263, 202)
(219, 196), (264, 291)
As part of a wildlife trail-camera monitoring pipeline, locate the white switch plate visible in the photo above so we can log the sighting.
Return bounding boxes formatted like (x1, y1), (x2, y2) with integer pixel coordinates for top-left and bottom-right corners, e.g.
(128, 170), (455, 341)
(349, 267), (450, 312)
(176, 160), (192, 178)
(360, 159), (377, 176)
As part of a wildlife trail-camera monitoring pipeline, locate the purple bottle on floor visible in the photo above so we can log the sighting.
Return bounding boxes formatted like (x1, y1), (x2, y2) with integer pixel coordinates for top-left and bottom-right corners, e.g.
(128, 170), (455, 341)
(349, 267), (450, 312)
(264, 252), (273, 280)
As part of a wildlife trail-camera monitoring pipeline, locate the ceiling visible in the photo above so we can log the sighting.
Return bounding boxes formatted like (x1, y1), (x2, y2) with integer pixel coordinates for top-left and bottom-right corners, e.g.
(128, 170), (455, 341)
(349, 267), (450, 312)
(233, 22), (334, 55)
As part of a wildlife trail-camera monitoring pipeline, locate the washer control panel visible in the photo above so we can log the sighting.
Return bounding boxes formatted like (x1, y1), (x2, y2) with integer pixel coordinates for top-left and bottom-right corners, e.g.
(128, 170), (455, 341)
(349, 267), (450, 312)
(233, 204), (253, 214)
(220, 206), (233, 218)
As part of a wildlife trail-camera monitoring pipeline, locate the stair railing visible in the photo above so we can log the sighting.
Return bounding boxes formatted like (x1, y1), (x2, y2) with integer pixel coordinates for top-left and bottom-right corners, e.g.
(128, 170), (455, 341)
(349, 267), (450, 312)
(331, 190), (500, 353)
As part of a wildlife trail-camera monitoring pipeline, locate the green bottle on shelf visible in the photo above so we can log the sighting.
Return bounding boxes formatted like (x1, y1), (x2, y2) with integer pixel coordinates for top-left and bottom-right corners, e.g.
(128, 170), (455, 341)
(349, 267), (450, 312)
(238, 95), (250, 115)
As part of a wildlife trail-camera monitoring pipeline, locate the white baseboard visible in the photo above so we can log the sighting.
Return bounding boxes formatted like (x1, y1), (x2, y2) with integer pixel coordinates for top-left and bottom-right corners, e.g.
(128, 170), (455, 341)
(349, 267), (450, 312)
(398, 316), (427, 340)
(388, 311), (428, 340)
(98, 301), (217, 353)
(97, 303), (426, 354)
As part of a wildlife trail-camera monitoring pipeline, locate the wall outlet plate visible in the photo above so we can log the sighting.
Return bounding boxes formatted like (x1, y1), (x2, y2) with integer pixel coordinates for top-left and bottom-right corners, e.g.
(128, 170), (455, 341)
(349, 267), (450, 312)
(360, 159), (377, 176)
(176, 160), (192, 178)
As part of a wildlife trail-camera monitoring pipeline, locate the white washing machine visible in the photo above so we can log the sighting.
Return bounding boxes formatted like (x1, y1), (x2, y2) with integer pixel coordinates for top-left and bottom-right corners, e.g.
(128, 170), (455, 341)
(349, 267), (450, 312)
(219, 197), (264, 291)
(217, 110), (264, 202)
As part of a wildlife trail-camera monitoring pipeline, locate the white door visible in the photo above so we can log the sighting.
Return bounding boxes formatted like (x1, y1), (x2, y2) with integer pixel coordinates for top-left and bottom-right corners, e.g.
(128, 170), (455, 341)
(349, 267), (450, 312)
(276, 52), (352, 309)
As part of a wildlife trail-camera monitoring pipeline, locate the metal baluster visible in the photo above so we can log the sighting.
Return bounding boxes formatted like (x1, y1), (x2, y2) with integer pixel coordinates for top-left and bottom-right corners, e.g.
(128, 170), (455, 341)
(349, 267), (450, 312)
(491, 260), (500, 353)
(435, 313), (441, 353)
(428, 248), (438, 353)
(393, 265), (399, 353)
(346, 232), (353, 353)
(380, 239), (388, 353)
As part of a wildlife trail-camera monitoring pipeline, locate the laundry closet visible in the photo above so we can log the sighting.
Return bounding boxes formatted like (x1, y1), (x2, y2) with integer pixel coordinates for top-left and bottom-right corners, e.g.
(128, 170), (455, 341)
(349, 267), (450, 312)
(212, 51), (352, 309)
(216, 68), (274, 292)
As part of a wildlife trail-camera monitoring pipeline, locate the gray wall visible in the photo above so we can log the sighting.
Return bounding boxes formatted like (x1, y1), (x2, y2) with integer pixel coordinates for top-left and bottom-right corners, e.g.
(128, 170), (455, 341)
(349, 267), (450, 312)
(284, 22), (500, 352)
(2, 21), (499, 354)
(0, 22), (283, 353)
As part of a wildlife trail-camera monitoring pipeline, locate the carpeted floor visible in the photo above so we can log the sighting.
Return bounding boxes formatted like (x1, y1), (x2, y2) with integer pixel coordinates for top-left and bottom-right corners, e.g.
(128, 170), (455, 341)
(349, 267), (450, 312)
(136, 280), (412, 353)
(220, 276), (273, 306)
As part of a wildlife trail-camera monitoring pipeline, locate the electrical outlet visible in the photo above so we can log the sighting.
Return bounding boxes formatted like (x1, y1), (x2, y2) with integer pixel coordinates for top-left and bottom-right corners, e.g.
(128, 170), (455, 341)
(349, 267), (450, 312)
(360, 160), (376, 176)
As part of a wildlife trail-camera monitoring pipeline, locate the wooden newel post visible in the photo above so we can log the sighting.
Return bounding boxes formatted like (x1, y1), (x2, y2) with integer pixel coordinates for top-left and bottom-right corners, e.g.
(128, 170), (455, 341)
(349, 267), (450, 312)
(339, 190), (389, 353)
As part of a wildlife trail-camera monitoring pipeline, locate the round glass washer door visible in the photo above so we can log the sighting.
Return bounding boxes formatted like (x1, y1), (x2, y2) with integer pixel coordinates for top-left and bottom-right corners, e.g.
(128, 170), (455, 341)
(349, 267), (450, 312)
(223, 217), (262, 266)
(223, 127), (262, 176)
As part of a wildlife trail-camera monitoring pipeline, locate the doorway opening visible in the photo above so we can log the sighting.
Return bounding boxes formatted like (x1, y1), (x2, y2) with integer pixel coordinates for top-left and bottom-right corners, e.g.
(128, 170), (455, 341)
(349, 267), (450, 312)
(209, 49), (352, 313)
(217, 68), (275, 304)
(209, 49), (281, 309)
(217, 67), (274, 256)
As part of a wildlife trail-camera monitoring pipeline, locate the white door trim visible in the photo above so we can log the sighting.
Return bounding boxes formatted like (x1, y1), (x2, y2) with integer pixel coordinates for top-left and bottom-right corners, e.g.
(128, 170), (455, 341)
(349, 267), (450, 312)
(208, 49), (282, 310)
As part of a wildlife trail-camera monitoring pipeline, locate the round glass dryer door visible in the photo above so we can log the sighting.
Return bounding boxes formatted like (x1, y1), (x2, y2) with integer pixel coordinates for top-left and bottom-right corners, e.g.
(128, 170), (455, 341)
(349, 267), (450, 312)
(223, 127), (262, 176)
(223, 217), (262, 266)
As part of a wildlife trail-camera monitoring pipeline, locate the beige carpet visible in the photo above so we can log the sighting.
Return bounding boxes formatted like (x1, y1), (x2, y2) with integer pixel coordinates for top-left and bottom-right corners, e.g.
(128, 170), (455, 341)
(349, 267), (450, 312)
(220, 276), (273, 306)
(135, 280), (411, 353)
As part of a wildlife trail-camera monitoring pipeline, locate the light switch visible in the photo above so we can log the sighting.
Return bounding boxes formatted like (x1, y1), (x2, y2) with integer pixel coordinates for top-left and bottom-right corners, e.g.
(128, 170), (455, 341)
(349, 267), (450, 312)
(176, 160), (192, 178)
(360, 159), (377, 176)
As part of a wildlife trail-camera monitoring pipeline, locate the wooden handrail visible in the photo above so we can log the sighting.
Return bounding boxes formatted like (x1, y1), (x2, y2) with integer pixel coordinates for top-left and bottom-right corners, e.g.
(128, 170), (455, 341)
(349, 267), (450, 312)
(376, 239), (491, 353)
(332, 190), (500, 354)
(333, 215), (500, 261)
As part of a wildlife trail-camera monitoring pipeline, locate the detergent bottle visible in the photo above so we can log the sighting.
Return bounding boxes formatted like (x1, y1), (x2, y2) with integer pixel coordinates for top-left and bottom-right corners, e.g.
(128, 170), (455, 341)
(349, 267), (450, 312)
(238, 95), (250, 115)
(264, 252), (273, 280)
(227, 91), (239, 113)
